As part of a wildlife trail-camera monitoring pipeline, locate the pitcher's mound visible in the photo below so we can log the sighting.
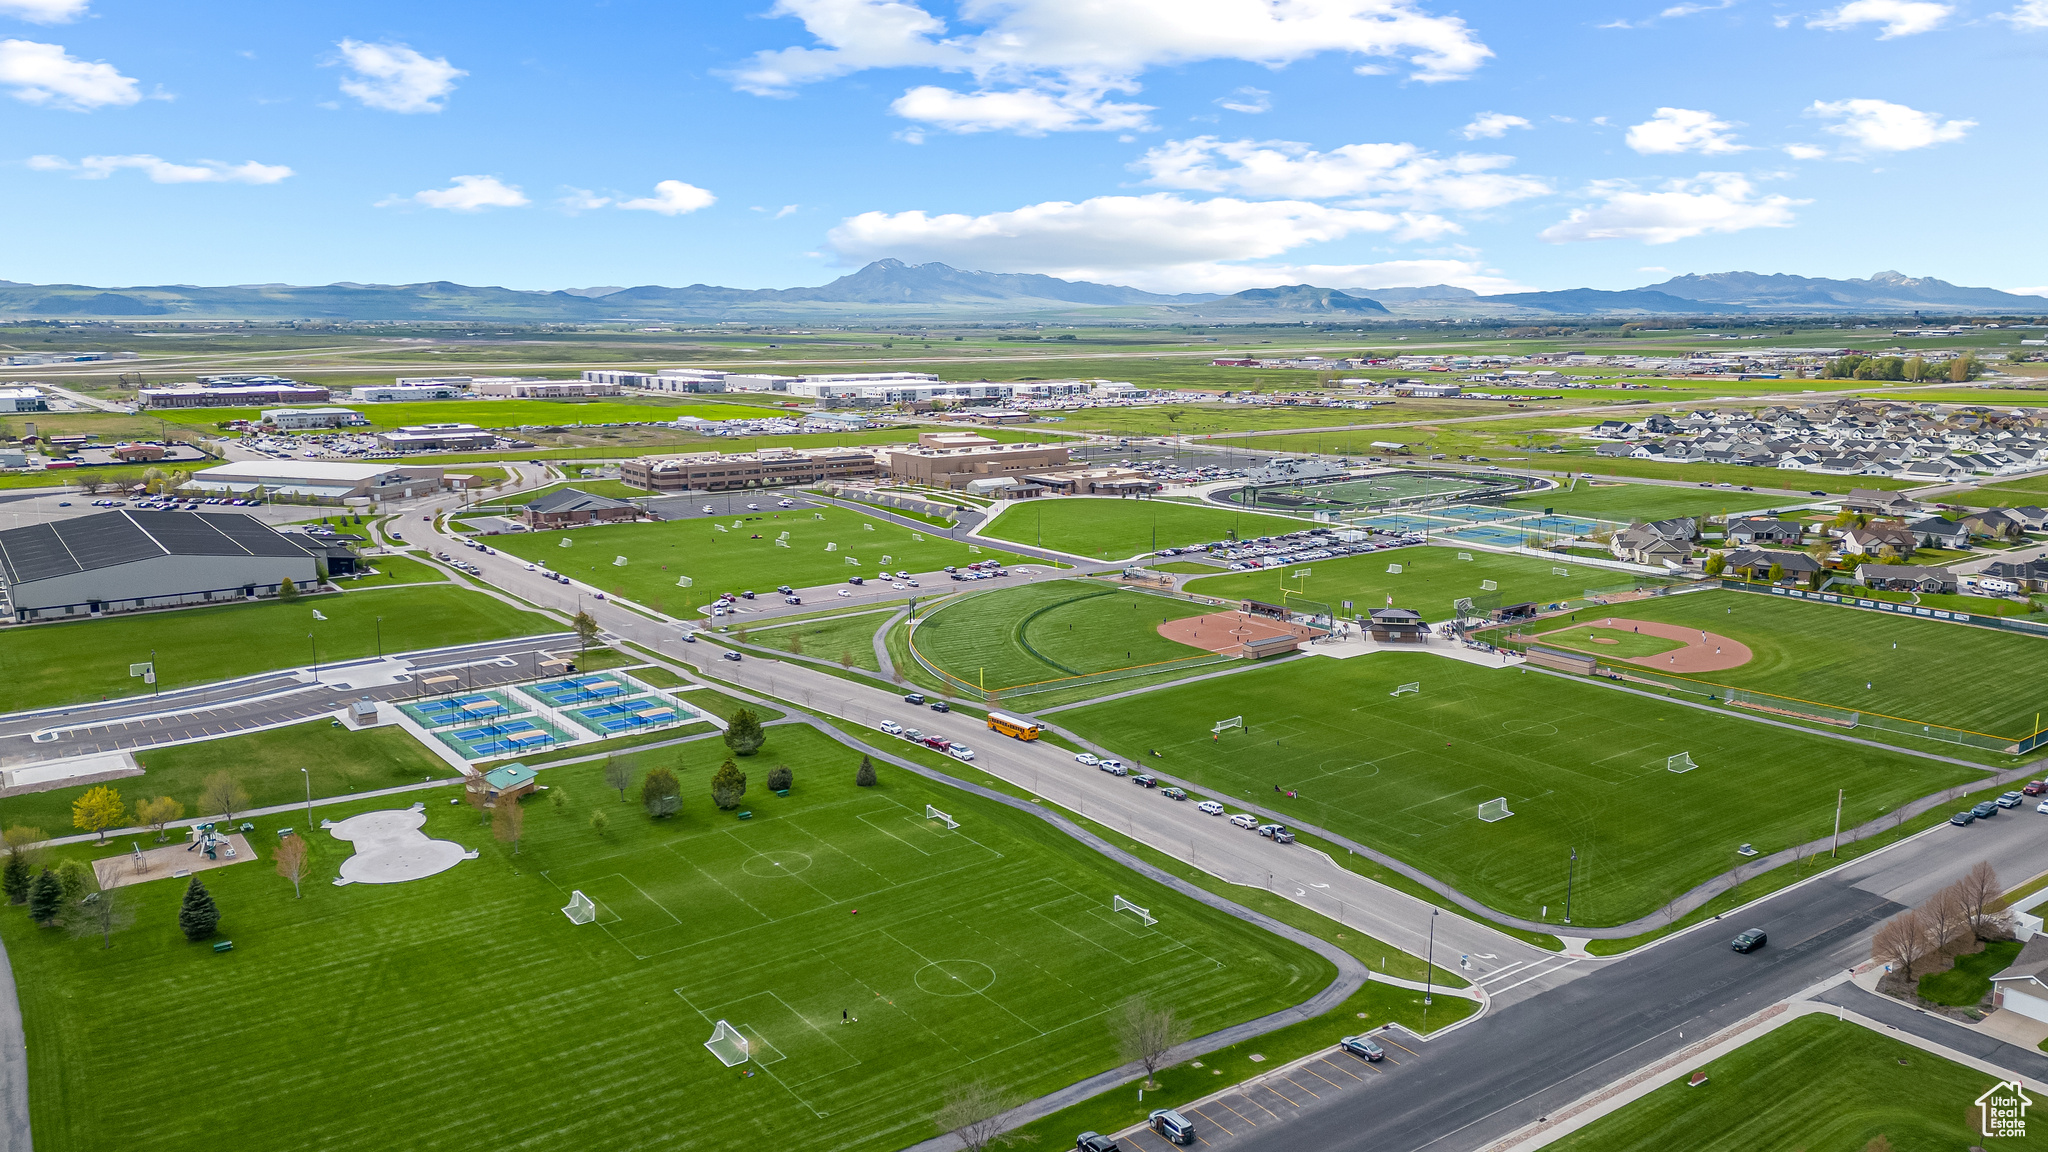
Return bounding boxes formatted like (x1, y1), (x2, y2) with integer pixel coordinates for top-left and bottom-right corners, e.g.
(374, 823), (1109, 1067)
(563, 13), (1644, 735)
(327, 804), (478, 885)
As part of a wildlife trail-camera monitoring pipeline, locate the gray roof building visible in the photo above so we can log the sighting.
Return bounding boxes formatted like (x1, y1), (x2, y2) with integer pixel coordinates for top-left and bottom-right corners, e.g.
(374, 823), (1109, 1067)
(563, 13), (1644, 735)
(0, 510), (319, 620)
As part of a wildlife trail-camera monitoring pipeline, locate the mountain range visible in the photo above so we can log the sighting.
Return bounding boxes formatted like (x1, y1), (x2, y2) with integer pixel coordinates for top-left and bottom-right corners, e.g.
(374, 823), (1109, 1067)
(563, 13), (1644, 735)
(0, 261), (2039, 322)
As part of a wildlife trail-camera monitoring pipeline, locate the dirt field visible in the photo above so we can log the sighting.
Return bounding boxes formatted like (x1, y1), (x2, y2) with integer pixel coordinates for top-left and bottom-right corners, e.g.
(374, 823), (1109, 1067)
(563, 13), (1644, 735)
(1156, 611), (1312, 656)
(1533, 616), (1753, 673)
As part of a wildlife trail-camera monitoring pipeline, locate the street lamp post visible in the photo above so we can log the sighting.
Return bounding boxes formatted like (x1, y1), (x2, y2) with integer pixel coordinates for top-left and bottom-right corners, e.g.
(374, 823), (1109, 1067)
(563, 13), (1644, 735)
(375, 616), (383, 658)
(308, 633), (319, 681)
(1564, 847), (1578, 924)
(302, 767), (313, 832)
(1423, 907), (1438, 1027)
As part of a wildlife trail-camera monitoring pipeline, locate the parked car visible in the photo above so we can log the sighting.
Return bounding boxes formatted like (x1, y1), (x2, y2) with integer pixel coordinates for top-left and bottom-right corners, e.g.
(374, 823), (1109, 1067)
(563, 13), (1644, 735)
(921, 735), (951, 751)
(1148, 1110), (1195, 1145)
(947, 745), (975, 762)
(1338, 1035), (1385, 1062)
(1197, 800), (1225, 816)
(1998, 791), (2025, 809)
(904, 693), (926, 705)
(1076, 1134), (1121, 1152)
(1951, 810), (1977, 826)
(2037, 800), (2048, 815)
(1258, 824), (1295, 844)
(1099, 762), (1128, 777)
(1131, 774), (1157, 788)
(879, 720), (903, 736)
(1161, 787), (1188, 801)
(1075, 753), (1100, 766)
(2027, 781), (2047, 796)
(1229, 813), (1258, 830)
(903, 728), (923, 743)
(1973, 800), (2000, 819)
(1730, 928), (1767, 953)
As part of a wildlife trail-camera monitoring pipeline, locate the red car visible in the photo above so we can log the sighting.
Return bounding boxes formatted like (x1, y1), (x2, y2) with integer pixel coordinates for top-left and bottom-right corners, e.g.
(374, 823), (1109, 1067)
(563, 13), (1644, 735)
(2025, 782), (2046, 796)
(921, 735), (951, 752)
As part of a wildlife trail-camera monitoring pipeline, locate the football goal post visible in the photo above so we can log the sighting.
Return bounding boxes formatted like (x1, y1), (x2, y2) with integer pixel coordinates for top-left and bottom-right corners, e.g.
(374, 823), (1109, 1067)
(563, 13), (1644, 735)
(561, 890), (596, 925)
(1667, 752), (1697, 774)
(1477, 797), (1513, 823)
(1480, 579), (1498, 591)
(1456, 552), (1473, 561)
(1212, 715), (1243, 734)
(1386, 563), (1404, 574)
(704, 1020), (750, 1067)
(1112, 895), (1157, 926)
(1390, 682), (1420, 697)
(1552, 566), (1570, 577)
(925, 804), (959, 829)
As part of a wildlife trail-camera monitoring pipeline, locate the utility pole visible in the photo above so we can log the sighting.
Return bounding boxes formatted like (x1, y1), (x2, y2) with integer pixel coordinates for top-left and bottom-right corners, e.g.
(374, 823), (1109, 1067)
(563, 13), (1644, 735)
(1831, 789), (1845, 857)
(1564, 847), (1578, 925)
(1422, 907), (1438, 1027)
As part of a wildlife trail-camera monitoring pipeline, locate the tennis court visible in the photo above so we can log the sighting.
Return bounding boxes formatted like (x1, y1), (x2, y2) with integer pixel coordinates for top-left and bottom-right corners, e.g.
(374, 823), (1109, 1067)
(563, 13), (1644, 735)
(399, 691), (514, 728)
(1518, 515), (1602, 536)
(528, 674), (634, 706)
(1354, 513), (1453, 534)
(441, 717), (568, 757)
(1441, 524), (1531, 547)
(566, 695), (693, 734)
(1436, 504), (1528, 523)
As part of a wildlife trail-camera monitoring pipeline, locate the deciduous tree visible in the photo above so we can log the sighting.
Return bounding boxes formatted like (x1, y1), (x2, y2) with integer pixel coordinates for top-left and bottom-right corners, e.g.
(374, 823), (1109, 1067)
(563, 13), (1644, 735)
(572, 610), (600, 656)
(199, 772), (249, 823)
(54, 858), (90, 905)
(274, 834), (310, 897)
(1112, 996), (1189, 1090)
(68, 887), (131, 949)
(1871, 907), (1932, 978)
(278, 576), (299, 602)
(1955, 860), (2006, 932)
(177, 875), (220, 940)
(641, 767), (681, 818)
(493, 795), (526, 855)
(589, 808), (610, 836)
(603, 754), (633, 801)
(1922, 883), (1971, 953)
(935, 1081), (1019, 1152)
(711, 760), (748, 810)
(71, 785), (125, 843)
(134, 796), (184, 843)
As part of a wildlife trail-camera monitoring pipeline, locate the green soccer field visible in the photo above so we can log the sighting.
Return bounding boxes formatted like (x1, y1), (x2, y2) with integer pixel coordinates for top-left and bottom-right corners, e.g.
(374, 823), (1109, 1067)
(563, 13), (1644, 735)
(978, 498), (1310, 560)
(486, 505), (1029, 611)
(0, 585), (557, 711)
(1537, 590), (2048, 739)
(1055, 655), (1982, 926)
(1552, 1015), (2002, 1152)
(1494, 481), (1784, 524)
(4, 725), (1330, 1152)
(909, 581), (1216, 692)
(1181, 547), (1602, 618)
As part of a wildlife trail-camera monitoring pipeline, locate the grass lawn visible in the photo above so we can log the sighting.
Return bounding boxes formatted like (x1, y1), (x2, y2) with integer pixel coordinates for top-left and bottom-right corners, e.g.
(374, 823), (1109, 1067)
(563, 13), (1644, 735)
(1543, 590), (2048, 739)
(1533, 624), (1686, 660)
(911, 582), (1214, 692)
(0, 586), (556, 710)
(979, 498), (1309, 560)
(1183, 547), (1606, 618)
(1055, 655), (1981, 926)
(352, 551), (448, 585)
(1965, 476), (2048, 506)
(1918, 939), (2023, 1006)
(0, 720), (449, 837)
(1553, 1015), (2002, 1152)
(1496, 481), (1785, 524)
(3, 724), (1332, 1152)
(745, 610), (891, 671)
(486, 505), (1025, 613)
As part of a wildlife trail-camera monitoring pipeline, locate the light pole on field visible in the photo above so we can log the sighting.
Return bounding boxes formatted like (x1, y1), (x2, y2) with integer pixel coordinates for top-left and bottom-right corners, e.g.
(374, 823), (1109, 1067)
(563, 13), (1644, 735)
(1423, 907), (1438, 1027)
(1564, 847), (1578, 924)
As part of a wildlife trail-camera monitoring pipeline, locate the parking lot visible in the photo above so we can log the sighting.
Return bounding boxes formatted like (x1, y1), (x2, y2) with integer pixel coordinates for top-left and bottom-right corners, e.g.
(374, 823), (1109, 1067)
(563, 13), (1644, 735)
(1112, 1037), (1428, 1151)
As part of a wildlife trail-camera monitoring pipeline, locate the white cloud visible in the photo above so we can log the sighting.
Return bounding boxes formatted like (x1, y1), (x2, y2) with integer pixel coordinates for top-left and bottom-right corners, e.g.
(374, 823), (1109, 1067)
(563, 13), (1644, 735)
(891, 84), (1151, 134)
(827, 192), (1464, 293)
(1781, 142), (1829, 160)
(557, 188), (611, 213)
(1624, 107), (1747, 154)
(1996, 0), (2048, 26)
(334, 39), (464, 113)
(28, 153), (292, 183)
(1808, 97), (1972, 151)
(1216, 86), (1271, 114)
(752, 204), (801, 218)
(1461, 111), (1529, 139)
(1662, 0), (1736, 15)
(0, 39), (139, 109)
(731, 0), (1490, 138)
(616, 180), (716, 216)
(1540, 172), (1806, 244)
(1134, 136), (1549, 213)
(1807, 0), (1952, 37)
(2008, 285), (2048, 297)
(0, 0), (87, 23)
(381, 175), (528, 212)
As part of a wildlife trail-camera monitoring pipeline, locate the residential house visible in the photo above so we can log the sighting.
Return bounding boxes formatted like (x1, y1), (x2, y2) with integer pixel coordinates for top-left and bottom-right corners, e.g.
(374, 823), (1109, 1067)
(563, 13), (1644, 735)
(1722, 547), (1822, 581)
(1726, 517), (1804, 546)
(1840, 488), (1920, 517)
(1991, 936), (2048, 1023)
(1610, 526), (1692, 567)
(1905, 516), (1970, 550)
(1855, 563), (1956, 593)
(1962, 509), (2026, 540)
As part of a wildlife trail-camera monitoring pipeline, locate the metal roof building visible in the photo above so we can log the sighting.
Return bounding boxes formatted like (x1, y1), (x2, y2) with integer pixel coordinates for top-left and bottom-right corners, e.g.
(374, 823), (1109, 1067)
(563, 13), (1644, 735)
(0, 510), (319, 621)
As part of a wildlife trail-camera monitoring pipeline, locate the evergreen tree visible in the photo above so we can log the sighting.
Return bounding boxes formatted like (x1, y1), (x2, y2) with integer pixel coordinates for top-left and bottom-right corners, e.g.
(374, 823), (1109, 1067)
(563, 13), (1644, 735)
(724, 708), (766, 756)
(856, 756), (877, 788)
(178, 876), (220, 941)
(1, 854), (27, 906)
(711, 760), (748, 810)
(277, 576), (299, 603)
(26, 869), (62, 926)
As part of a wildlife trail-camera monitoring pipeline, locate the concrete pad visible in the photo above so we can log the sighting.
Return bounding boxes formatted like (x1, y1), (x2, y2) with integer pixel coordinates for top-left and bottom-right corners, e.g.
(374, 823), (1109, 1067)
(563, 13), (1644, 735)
(1975, 1008), (2048, 1049)
(92, 833), (256, 891)
(325, 803), (478, 885)
(0, 750), (141, 793)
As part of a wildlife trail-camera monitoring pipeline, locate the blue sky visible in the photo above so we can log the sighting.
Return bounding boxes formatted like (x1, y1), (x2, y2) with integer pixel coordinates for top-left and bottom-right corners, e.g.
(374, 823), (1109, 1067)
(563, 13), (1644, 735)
(2, 0), (2041, 296)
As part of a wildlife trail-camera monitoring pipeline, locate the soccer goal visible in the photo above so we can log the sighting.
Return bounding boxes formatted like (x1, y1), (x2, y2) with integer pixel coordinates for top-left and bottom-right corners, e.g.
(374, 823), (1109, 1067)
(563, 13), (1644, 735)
(925, 804), (959, 829)
(1478, 797), (1513, 823)
(1480, 579), (1498, 591)
(1667, 752), (1697, 774)
(1386, 563), (1404, 574)
(1390, 682), (1420, 697)
(561, 890), (596, 925)
(1112, 895), (1157, 926)
(1212, 715), (1243, 734)
(1552, 566), (1571, 577)
(704, 1020), (750, 1067)
(1457, 552), (1474, 561)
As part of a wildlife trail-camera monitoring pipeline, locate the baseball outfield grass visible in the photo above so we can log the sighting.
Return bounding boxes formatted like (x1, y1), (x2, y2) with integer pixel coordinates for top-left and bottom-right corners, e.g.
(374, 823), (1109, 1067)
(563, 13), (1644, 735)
(910, 582), (1217, 693)
(1055, 655), (1983, 926)
(2, 724), (1330, 1152)
(0, 585), (558, 711)
(1182, 547), (1610, 618)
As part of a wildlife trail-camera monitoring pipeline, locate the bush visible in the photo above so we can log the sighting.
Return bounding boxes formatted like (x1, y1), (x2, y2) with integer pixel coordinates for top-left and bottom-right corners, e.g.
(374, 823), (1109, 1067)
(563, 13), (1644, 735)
(856, 755), (877, 788)
(640, 768), (681, 818)
(766, 764), (793, 792)
(711, 760), (748, 810)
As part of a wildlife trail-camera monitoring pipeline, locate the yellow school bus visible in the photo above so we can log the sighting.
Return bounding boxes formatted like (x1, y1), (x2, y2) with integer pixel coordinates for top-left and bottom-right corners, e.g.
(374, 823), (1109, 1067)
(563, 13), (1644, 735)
(986, 710), (1041, 741)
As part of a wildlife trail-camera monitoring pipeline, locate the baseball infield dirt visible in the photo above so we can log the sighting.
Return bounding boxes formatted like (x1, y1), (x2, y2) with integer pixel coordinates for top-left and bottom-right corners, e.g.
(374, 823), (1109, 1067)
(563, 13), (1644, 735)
(1157, 611), (1307, 656)
(1533, 617), (1753, 673)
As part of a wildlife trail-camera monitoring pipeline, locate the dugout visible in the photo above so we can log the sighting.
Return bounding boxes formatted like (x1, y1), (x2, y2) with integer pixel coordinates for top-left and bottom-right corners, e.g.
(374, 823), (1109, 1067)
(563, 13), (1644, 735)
(1493, 601), (1539, 622)
(1242, 633), (1303, 659)
(1241, 599), (1288, 621)
(1523, 646), (1596, 675)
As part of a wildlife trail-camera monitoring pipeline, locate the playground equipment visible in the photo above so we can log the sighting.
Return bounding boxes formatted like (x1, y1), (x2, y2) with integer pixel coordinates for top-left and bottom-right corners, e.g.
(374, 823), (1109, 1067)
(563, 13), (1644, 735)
(185, 823), (236, 861)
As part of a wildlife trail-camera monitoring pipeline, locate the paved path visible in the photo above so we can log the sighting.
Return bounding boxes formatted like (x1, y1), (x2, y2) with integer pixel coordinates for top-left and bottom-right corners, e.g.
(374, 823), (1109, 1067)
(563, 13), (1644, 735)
(0, 932), (25, 1152)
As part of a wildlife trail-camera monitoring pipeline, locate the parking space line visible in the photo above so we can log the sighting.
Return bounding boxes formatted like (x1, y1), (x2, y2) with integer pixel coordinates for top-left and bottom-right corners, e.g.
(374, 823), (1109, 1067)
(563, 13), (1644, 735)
(1236, 1092), (1283, 1122)
(1296, 1064), (1342, 1090)
(1315, 1056), (1364, 1082)
(1188, 1105), (1236, 1136)
(1383, 1037), (1422, 1058)
(1212, 1098), (1262, 1127)
(1260, 1083), (1301, 1108)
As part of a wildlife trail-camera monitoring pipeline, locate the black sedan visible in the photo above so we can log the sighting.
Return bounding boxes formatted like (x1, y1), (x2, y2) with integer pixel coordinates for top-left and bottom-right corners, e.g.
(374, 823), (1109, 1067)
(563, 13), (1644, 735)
(1731, 928), (1767, 953)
